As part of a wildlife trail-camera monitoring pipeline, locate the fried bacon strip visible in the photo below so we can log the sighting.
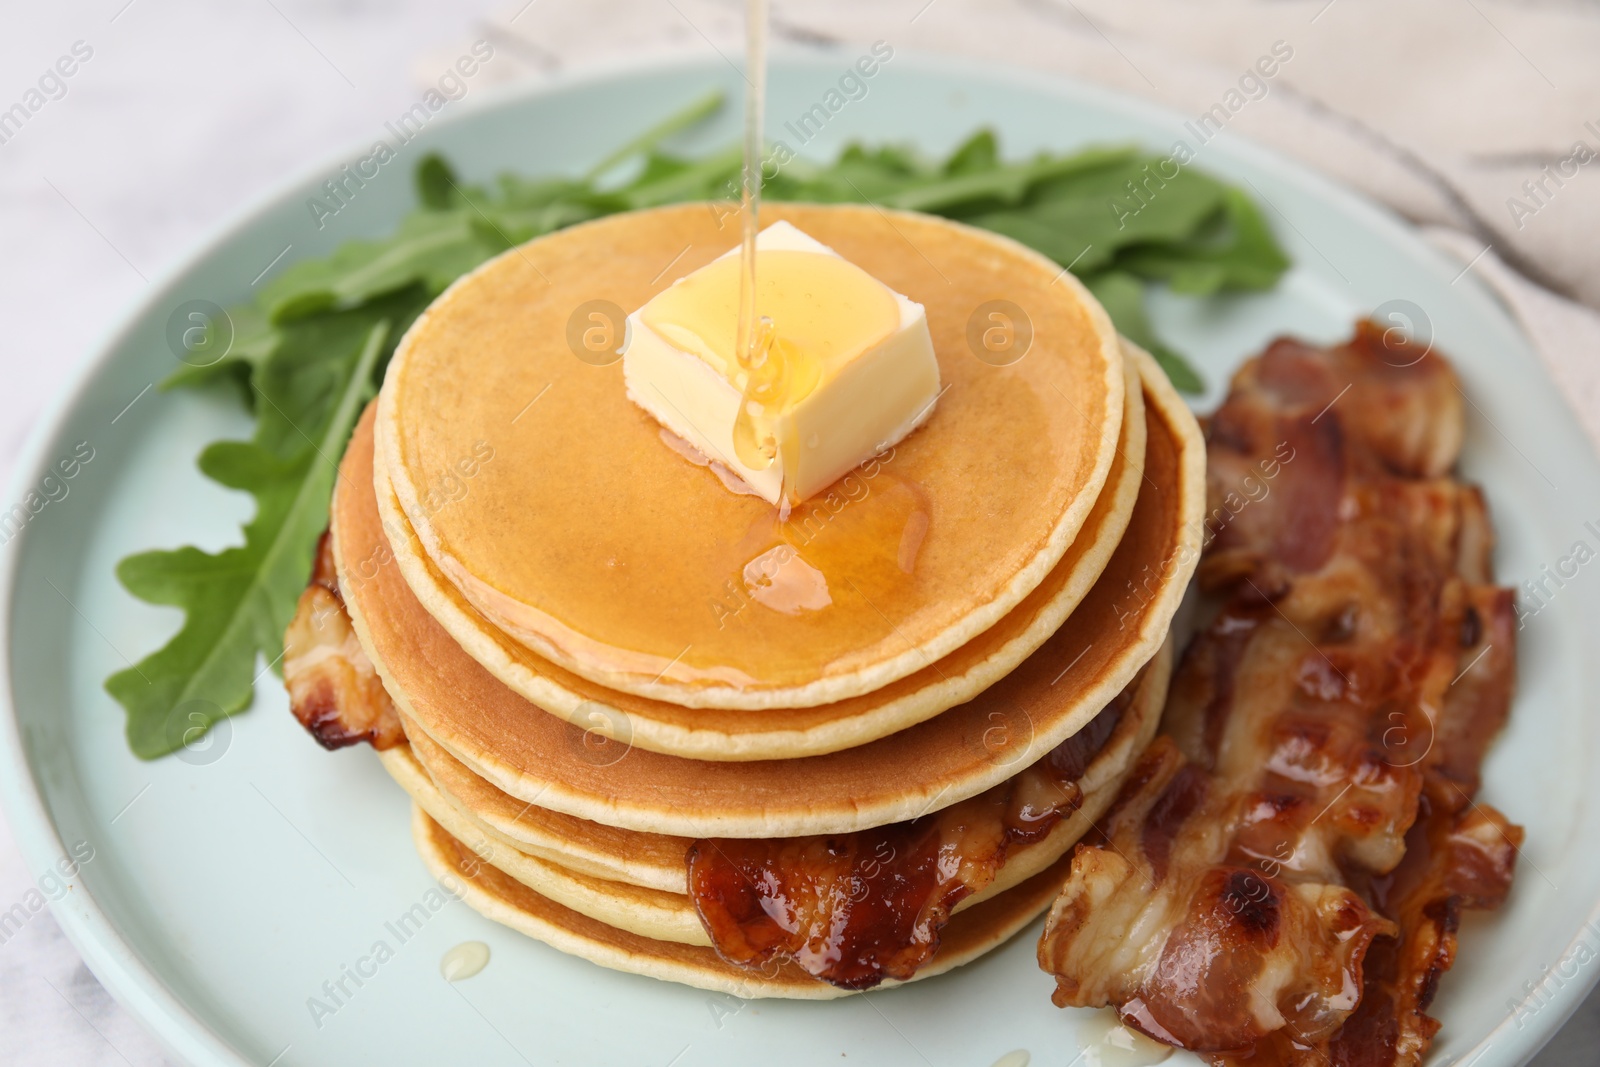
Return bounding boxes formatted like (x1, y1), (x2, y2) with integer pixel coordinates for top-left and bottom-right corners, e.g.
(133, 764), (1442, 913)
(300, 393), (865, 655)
(1039, 322), (1520, 1066)
(283, 531), (404, 750)
(689, 679), (1139, 990)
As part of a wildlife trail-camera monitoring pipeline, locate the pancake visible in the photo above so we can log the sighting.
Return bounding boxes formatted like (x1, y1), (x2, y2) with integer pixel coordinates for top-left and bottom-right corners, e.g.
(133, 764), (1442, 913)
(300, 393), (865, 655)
(413, 806), (1092, 1000)
(380, 741), (709, 946)
(385, 637), (1169, 906)
(336, 343), (1204, 837)
(403, 726), (688, 892)
(364, 346), (1147, 760)
(376, 202), (1126, 710)
(386, 642), (1158, 949)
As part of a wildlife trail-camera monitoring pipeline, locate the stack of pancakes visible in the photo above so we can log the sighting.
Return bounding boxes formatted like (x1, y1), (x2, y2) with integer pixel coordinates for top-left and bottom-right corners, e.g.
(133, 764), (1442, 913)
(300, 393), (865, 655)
(325, 203), (1206, 997)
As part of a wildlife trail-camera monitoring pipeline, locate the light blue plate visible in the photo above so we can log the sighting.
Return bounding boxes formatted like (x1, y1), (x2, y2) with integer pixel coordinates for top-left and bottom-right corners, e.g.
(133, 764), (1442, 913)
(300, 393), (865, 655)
(3, 53), (1597, 1067)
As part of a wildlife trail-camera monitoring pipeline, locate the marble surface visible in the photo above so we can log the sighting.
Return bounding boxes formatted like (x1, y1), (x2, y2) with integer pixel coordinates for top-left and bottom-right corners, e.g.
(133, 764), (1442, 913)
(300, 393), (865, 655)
(1, 2), (1596, 1064)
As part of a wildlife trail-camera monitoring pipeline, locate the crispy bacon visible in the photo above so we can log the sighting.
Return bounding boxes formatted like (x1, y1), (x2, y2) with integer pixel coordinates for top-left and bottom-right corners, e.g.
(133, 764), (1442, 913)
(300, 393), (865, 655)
(689, 681), (1138, 990)
(1039, 322), (1519, 1066)
(1040, 736), (1397, 1054)
(283, 531), (404, 750)
(1200, 321), (1465, 594)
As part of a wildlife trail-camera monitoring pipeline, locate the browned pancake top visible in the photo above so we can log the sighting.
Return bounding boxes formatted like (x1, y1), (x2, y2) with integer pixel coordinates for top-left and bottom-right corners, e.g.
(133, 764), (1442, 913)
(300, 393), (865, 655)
(335, 360), (1201, 836)
(379, 203), (1124, 706)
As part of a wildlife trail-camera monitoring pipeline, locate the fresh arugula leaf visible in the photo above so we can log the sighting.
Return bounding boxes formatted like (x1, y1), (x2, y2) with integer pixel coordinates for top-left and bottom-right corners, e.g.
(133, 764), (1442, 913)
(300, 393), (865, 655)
(882, 147), (1143, 214)
(620, 145), (744, 208)
(942, 130), (998, 177)
(583, 87), (726, 182)
(109, 320), (388, 758)
(1113, 187), (1290, 295)
(261, 212), (503, 322)
(959, 156), (1224, 271)
(160, 301), (277, 400)
(416, 153), (461, 210)
(1083, 270), (1204, 394)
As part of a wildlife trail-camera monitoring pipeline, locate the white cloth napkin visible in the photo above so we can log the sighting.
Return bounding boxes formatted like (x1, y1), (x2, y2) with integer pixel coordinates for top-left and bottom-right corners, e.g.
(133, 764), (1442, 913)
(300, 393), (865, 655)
(452, 0), (1600, 454)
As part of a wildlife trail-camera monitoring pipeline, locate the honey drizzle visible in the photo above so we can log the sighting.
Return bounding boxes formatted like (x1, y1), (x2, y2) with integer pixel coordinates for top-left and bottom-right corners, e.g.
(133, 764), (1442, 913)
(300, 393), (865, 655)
(730, 0), (822, 512)
(731, 0), (777, 478)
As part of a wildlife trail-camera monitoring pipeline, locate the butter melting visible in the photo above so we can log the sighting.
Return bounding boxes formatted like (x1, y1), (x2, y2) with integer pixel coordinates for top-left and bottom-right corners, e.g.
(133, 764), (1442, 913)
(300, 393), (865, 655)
(734, 0), (774, 481)
(640, 250), (901, 481)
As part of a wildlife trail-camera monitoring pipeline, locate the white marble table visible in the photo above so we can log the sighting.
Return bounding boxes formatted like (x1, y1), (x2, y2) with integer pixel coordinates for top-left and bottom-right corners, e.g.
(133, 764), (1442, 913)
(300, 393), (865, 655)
(0, 2), (1595, 1064)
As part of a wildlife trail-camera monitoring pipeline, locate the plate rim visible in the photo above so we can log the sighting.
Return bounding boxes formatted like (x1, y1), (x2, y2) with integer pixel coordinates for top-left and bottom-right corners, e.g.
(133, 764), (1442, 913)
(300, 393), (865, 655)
(0, 47), (1592, 1067)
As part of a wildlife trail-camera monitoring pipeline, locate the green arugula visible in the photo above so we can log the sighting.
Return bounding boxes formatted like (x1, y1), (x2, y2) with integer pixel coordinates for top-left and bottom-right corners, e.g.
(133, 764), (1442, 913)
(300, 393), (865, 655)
(110, 315), (390, 757)
(110, 90), (1289, 758)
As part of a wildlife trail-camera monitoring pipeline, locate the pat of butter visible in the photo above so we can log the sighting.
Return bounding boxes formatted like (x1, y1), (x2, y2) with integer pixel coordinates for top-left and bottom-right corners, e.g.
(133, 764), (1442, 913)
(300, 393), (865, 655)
(622, 221), (941, 505)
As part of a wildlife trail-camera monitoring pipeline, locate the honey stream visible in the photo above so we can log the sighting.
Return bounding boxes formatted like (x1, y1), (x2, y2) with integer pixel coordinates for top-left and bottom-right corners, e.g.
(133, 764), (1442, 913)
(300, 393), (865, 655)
(730, 0), (783, 483)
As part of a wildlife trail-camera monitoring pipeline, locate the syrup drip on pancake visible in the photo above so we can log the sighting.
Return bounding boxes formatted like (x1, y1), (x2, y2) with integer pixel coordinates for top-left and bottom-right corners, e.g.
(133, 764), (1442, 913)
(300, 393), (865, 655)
(1036, 322), (1521, 1066)
(722, 457), (934, 621)
(656, 427), (764, 498)
(661, 428), (935, 619)
(686, 678), (1138, 990)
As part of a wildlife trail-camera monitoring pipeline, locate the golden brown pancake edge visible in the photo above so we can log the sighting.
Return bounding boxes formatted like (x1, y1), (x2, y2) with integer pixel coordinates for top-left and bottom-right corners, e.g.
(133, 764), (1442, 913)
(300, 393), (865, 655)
(376, 202), (1127, 709)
